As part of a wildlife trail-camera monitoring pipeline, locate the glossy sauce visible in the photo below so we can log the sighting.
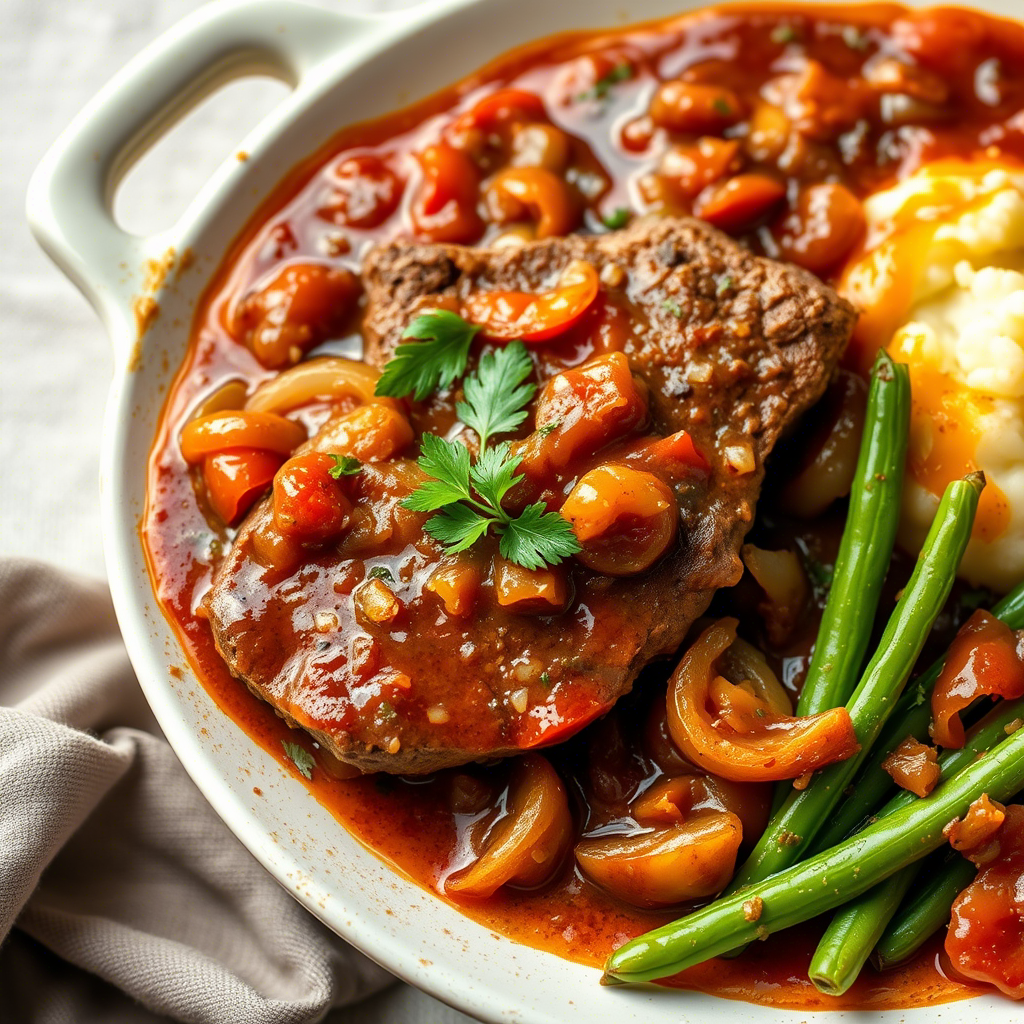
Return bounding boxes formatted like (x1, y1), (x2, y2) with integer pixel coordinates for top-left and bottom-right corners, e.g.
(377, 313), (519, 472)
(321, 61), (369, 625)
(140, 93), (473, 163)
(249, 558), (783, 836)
(143, 2), (1024, 1008)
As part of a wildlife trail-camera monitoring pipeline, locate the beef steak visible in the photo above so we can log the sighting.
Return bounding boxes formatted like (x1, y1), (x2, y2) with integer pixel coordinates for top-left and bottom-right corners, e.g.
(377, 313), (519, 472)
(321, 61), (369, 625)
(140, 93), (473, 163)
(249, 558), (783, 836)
(205, 217), (855, 774)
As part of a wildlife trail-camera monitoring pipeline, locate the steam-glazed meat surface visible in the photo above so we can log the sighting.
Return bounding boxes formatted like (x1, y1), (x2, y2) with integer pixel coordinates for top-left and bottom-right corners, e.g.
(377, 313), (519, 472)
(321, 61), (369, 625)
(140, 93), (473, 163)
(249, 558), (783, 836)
(205, 218), (854, 774)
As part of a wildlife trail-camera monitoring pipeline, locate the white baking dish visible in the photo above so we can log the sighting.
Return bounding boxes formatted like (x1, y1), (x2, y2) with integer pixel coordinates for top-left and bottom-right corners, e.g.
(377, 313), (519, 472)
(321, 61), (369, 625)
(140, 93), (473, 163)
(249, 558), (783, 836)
(26, 0), (1021, 1020)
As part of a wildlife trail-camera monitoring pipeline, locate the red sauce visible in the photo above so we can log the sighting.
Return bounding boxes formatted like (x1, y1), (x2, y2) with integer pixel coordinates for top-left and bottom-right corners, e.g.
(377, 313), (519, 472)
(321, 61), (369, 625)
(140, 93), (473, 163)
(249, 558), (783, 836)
(142, 2), (1024, 1008)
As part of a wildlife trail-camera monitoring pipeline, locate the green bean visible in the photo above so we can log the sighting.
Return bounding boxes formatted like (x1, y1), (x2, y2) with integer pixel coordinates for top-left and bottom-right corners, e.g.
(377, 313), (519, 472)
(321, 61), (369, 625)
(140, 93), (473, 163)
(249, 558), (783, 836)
(806, 699), (1024, 994)
(728, 476), (983, 893)
(603, 718), (1024, 984)
(874, 854), (977, 970)
(797, 351), (909, 716)
(807, 864), (917, 995)
(811, 578), (1024, 852)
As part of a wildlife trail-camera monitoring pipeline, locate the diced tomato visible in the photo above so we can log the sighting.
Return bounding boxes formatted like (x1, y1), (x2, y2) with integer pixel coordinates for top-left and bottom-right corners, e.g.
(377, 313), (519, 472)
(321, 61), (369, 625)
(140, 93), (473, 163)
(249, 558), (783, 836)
(461, 259), (599, 342)
(410, 143), (483, 243)
(693, 173), (786, 232)
(202, 448), (282, 525)
(231, 262), (360, 369)
(320, 154), (402, 230)
(931, 610), (1024, 748)
(272, 452), (353, 542)
(946, 803), (1024, 998)
(519, 352), (648, 482)
(629, 429), (709, 477)
(464, 88), (546, 130)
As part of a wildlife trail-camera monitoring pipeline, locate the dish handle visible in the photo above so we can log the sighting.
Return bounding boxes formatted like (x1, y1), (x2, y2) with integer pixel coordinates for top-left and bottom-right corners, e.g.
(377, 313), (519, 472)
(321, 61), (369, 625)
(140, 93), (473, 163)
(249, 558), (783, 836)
(26, 0), (379, 356)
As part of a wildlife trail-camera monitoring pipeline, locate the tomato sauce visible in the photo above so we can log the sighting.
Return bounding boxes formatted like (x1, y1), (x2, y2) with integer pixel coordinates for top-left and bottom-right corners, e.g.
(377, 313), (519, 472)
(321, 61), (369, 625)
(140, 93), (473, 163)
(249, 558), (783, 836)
(143, 1), (1024, 1009)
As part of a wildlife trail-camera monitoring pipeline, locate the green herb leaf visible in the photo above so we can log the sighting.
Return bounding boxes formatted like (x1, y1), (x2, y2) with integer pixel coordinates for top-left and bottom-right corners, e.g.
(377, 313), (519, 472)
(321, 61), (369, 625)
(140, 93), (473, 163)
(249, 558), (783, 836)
(470, 442), (524, 510)
(456, 341), (536, 451)
(498, 502), (582, 571)
(402, 433), (473, 512)
(377, 700), (397, 722)
(328, 454), (362, 478)
(662, 297), (683, 318)
(424, 502), (492, 552)
(771, 24), (798, 44)
(712, 96), (733, 116)
(716, 275), (735, 296)
(538, 418), (562, 437)
(375, 310), (481, 401)
(602, 207), (632, 230)
(577, 62), (632, 102)
(281, 740), (315, 780)
(367, 566), (395, 583)
(804, 556), (835, 596)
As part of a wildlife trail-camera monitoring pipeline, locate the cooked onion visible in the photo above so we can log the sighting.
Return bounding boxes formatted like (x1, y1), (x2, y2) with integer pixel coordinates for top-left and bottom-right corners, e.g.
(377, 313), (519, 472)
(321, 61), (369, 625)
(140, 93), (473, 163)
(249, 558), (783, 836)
(245, 357), (392, 414)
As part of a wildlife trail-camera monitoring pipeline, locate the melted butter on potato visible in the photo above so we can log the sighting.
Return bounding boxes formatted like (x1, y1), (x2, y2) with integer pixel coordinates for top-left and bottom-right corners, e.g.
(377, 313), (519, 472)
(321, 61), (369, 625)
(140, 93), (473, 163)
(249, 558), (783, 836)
(840, 160), (1024, 590)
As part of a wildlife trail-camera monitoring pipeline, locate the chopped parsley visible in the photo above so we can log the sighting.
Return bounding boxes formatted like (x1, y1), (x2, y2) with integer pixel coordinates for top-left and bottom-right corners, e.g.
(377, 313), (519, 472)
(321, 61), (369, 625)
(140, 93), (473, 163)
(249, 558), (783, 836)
(328, 454), (362, 478)
(770, 24), (799, 44)
(662, 297), (684, 317)
(538, 418), (562, 437)
(716, 275), (735, 296)
(281, 740), (315, 780)
(375, 310), (481, 401)
(577, 62), (632, 102)
(377, 701), (398, 722)
(602, 207), (632, 230)
(367, 566), (395, 583)
(712, 96), (734, 116)
(804, 555), (835, 596)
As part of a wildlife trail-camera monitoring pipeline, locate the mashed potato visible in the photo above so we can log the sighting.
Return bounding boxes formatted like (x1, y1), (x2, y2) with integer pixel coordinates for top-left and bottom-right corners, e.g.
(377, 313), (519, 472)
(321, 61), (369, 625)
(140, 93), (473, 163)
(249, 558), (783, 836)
(840, 161), (1024, 591)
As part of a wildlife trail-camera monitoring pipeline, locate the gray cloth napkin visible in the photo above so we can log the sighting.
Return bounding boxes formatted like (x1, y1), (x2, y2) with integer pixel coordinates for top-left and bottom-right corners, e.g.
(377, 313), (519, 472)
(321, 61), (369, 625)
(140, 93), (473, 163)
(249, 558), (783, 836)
(0, 559), (394, 1023)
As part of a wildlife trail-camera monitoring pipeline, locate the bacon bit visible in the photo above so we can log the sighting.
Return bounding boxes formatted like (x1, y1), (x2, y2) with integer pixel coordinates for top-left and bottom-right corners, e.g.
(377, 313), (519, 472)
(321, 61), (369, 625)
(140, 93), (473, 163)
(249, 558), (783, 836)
(882, 736), (941, 798)
(945, 794), (1007, 862)
(743, 896), (764, 922)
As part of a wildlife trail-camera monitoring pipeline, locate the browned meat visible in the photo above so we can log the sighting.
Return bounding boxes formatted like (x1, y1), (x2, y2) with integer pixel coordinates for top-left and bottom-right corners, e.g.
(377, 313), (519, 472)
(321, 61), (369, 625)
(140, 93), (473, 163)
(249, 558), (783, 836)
(205, 217), (855, 775)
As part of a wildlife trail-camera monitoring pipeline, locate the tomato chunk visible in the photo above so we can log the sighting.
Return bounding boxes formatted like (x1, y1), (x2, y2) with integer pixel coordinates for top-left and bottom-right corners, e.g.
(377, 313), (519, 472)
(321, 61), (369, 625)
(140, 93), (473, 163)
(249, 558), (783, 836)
(231, 262), (359, 369)
(319, 154), (402, 230)
(202, 448), (282, 526)
(520, 352), (648, 479)
(461, 259), (599, 342)
(931, 610), (1024, 748)
(272, 452), (353, 542)
(410, 143), (483, 243)
(560, 464), (678, 576)
(946, 803), (1024, 999)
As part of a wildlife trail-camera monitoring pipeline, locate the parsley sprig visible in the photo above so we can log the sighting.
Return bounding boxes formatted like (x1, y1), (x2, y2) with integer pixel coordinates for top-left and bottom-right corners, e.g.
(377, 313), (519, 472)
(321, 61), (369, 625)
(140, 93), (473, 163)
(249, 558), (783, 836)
(375, 310), (481, 401)
(400, 340), (581, 570)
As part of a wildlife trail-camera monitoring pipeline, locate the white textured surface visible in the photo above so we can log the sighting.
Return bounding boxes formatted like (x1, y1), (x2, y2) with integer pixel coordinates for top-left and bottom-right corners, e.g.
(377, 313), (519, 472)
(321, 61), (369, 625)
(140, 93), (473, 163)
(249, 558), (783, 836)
(3, 1), (477, 1019)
